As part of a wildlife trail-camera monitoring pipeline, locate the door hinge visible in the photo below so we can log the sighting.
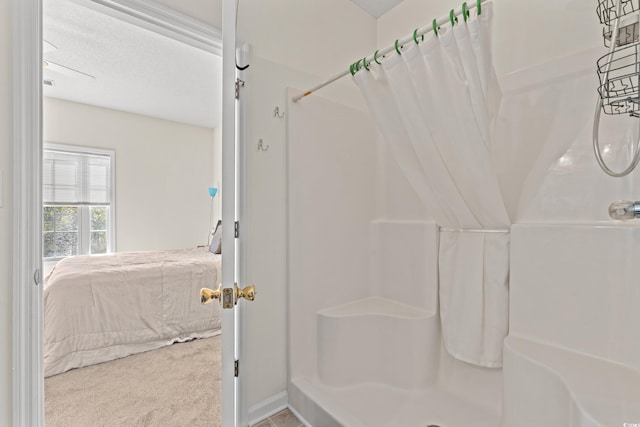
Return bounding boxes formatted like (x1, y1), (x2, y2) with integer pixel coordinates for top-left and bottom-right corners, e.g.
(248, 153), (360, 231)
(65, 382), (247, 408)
(234, 221), (239, 238)
(235, 78), (245, 100)
(234, 359), (239, 377)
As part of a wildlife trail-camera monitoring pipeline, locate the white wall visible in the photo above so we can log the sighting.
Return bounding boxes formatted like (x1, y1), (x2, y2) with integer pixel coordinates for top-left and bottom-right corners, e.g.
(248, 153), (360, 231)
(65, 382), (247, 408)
(153, 0), (375, 79)
(243, 56), (372, 410)
(495, 50), (640, 222)
(377, 0), (602, 78)
(0, 1), (13, 424)
(44, 98), (216, 252)
(287, 89), (376, 382)
(376, 0), (640, 224)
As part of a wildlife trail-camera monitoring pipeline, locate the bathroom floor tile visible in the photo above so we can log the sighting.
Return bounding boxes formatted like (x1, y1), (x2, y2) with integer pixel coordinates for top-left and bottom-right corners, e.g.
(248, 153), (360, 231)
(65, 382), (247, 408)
(270, 409), (303, 427)
(252, 408), (303, 427)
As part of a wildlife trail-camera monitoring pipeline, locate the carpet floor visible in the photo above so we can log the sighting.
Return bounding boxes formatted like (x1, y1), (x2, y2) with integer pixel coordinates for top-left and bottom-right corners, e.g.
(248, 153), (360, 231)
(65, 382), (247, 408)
(45, 335), (222, 427)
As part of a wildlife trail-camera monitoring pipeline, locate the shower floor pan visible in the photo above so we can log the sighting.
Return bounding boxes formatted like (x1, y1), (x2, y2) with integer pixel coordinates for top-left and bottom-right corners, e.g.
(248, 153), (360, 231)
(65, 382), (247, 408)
(289, 296), (500, 426)
(290, 377), (500, 427)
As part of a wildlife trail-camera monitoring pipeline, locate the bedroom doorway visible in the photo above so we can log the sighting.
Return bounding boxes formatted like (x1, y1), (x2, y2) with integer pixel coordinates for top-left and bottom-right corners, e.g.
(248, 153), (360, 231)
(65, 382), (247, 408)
(13, 0), (248, 425)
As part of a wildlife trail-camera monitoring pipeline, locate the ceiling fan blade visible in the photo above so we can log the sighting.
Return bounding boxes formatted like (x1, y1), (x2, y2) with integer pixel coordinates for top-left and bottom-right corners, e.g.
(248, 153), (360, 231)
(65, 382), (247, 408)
(43, 60), (96, 81)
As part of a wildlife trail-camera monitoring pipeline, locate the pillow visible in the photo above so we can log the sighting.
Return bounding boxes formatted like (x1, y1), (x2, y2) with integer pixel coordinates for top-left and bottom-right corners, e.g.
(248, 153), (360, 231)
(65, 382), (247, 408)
(209, 220), (222, 254)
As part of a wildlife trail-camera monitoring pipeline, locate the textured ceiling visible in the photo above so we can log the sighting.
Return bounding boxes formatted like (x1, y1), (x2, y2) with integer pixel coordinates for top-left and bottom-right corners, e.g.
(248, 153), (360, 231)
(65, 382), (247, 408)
(348, 0), (404, 17)
(43, 0), (222, 128)
(41, 0), (402, 128)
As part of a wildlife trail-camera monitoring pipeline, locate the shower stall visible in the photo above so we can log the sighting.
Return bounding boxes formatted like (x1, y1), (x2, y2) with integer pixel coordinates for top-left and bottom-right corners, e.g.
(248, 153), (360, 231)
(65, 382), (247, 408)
(285, 1), (640, 426)
(286, 82), (640, 427)
(286, 91), (501, 426)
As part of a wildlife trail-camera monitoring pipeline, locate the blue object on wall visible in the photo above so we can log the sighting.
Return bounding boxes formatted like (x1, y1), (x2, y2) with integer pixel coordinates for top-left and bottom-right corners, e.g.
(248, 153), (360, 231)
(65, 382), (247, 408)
(208, 187), (218, 197)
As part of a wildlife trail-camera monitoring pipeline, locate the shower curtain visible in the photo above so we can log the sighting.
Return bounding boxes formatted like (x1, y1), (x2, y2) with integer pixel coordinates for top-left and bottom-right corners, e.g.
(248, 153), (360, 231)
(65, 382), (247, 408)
(353, 2), (509, 367)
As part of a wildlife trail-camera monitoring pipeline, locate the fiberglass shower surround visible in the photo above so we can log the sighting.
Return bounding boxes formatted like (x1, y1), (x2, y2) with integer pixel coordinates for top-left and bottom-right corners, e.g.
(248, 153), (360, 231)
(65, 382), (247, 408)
(289, 1), (640, 425)
(351, 1), (508, 368)
(288, 3), (505, 425)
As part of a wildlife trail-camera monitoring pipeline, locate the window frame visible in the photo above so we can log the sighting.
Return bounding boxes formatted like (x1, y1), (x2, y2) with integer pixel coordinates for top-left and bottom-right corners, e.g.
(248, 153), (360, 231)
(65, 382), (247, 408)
(43, 142), (116, 261)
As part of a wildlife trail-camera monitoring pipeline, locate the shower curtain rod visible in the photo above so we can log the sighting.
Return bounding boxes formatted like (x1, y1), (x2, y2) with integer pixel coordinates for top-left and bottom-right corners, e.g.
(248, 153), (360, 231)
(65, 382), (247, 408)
(292, 0), (489, 103)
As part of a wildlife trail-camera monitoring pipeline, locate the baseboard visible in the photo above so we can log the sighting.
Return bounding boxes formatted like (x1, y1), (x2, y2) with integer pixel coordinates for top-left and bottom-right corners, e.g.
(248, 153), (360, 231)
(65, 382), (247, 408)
(248, 391), (288, 426)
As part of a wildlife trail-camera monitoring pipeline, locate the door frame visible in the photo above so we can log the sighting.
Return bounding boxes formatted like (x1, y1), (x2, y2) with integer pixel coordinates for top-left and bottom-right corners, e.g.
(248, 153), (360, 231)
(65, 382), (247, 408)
(12, 1), (44, 425)
(12, 1), (246, 425)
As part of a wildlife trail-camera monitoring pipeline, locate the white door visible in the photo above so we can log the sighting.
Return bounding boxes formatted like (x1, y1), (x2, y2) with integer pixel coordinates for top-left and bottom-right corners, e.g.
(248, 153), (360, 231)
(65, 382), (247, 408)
(220, 1), (250, 425)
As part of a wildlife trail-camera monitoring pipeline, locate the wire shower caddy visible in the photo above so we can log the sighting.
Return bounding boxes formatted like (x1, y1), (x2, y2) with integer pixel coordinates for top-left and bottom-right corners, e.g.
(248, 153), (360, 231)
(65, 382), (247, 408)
(594, 0), (640, 177)
(598, 0), (640, 47)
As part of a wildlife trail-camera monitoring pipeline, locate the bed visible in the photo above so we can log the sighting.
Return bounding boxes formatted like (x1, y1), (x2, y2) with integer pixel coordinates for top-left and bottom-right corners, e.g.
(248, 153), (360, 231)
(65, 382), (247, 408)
(44, 248), (222, 377)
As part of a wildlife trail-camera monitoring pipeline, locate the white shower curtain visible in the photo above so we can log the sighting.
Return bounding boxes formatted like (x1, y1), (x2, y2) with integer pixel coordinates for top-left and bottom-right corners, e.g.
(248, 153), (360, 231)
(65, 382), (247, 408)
(353, 2), (510, 367)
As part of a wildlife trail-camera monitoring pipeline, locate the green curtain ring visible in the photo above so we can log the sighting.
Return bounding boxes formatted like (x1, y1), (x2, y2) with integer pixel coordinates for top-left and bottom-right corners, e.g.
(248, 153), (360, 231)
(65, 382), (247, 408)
(374, 50), (382, 64)
(394, 39), (402, 55)
(362, 57), (370, 71)
(477, 0), (482, 15)
(355, 59), (362, 72)
(432, 19), (439, 37)
(413, 28), (423, 45)
(462, 2), (469, 21)
(349, 63), (355, 76)
(449, 9), (458, 26)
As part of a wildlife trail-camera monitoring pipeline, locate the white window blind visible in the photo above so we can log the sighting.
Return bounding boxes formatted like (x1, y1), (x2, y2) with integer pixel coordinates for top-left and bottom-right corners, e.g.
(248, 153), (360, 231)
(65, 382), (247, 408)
(43, 149), (111, 205)
(43, 144), (115, 260)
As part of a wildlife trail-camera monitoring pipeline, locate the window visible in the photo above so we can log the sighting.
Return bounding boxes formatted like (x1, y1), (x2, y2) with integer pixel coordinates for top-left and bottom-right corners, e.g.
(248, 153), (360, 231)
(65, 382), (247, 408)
(43, 144), (115, 260)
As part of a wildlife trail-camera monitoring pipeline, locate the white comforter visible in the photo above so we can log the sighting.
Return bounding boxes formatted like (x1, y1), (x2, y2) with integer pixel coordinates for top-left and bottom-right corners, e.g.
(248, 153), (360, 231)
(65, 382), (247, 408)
(44, 249), (222, 377)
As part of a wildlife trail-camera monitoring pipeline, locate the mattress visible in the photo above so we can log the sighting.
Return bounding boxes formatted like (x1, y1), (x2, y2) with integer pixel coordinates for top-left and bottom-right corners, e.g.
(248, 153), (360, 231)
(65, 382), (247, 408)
(44, 248), (222, 377)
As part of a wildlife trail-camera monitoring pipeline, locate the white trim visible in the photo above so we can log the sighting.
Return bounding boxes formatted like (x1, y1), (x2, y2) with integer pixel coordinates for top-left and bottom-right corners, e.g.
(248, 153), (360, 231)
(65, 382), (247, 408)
(70, 0), (223, 56)
(247, 392), (289, 426)
(13, 1), (226, 426)
(221, 0), (237, 425)
(43, 142), (115, 157)
(235, 42), (250, 427)
(12, 0), (44, 426)
(285, 89), (294, 398)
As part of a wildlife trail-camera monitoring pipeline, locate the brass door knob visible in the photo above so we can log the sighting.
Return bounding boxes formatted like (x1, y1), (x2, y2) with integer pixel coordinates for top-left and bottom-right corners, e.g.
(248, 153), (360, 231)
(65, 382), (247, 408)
(200, 283), (222, 305)
(235, 283), (256, 304)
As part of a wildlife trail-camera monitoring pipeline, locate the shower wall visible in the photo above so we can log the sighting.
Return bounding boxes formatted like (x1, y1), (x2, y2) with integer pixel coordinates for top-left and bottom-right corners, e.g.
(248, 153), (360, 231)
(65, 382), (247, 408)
(377, 0), (602, 78)
(288, 91), (449, 426)
(287, 91), (377, 382)
(288, 1), (640, 426)
(497, 48), (640, 222)
(288, 5), (640, 427)
(494, 38), (640, 425)
(377, 0), (640, 223)
(287, 88), (502, 425)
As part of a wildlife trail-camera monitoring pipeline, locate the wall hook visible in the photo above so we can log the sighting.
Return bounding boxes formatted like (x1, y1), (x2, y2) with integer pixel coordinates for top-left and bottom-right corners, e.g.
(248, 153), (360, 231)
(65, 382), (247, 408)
(274, 106), (285, 119)
(257, 139), (270, 151)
